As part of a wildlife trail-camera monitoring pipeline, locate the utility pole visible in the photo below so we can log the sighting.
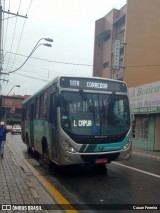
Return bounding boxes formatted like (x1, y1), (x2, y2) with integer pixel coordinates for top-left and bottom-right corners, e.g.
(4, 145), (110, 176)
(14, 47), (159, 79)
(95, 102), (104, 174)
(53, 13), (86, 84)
(0, 2), (3, 77)
(0, 0), (28, 92)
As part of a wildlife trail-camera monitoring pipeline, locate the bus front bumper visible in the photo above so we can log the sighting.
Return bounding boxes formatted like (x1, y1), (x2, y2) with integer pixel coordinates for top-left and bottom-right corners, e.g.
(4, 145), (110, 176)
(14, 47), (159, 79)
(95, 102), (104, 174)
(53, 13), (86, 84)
(58, 145), (132, 165)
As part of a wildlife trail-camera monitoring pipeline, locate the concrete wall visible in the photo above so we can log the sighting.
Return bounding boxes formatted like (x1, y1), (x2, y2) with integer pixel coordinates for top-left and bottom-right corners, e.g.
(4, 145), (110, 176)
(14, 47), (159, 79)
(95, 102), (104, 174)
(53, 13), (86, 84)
(124, 0), (160, 87)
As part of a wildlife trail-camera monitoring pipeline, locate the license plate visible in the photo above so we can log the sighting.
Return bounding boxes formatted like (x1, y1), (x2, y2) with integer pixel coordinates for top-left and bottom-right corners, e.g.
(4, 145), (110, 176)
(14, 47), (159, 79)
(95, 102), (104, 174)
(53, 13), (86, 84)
(95, 158), (108, 164)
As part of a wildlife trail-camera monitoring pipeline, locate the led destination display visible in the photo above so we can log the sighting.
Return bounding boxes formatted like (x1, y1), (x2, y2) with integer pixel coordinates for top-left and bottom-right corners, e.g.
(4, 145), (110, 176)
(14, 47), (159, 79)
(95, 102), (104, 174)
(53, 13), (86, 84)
(60, 77), (127, 92)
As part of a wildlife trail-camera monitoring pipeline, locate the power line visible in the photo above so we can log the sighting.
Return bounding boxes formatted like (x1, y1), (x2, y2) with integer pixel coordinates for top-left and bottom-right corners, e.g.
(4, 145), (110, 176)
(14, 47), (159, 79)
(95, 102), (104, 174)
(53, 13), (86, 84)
(3, 0), (10, 52)
(4, 51), (93, 66)
(5, 17), (18, 70)
(5, 0), (23, 71)
(10, 18), (27, 70)
(9, 0), (33, 71)
(13, 72), (49, 82)
(4, 55), (91, 80)
(18, 0), (22, 11)
(12, 70), (90, 82)
(4, 58), (90, 79)
(5, 51), (160, 68)
(7, 40), (53, 74)
(0, 1), (28, 84)
(26, 0), (34, 15)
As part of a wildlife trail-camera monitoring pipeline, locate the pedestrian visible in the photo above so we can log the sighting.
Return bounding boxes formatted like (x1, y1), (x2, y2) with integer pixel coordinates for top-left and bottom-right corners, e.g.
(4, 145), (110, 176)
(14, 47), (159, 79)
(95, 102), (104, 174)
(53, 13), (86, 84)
(0, 121), (8, 159)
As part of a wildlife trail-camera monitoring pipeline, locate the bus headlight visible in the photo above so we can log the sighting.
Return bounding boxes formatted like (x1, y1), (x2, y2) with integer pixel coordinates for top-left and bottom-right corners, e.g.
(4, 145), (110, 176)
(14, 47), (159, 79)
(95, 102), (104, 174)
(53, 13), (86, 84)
(62, 139), (77, 153)
(123, 137), (132, 150)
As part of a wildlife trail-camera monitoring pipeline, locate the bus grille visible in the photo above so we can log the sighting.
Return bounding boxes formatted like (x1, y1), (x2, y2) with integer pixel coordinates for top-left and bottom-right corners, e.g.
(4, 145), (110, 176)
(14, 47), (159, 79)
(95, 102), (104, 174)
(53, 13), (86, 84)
(70, 133), (126, 144)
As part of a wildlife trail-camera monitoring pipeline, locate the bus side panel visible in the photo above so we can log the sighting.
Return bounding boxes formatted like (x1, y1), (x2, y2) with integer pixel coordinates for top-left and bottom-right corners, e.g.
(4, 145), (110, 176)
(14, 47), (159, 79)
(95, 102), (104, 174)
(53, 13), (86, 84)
(21, 107), (25, 143)
(47, 93), (59, 163)
(33, 119), (46, 154)
(25, 120), (31, 148)
(21, 120), (26, 144)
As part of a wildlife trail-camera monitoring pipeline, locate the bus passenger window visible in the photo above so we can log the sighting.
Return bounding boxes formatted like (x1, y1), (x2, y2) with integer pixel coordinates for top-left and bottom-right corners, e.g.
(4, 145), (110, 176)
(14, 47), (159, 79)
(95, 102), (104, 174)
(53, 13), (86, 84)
(22, 108), (26, 121)
(40, 92), (48, 118)
(26, 104), (30, 120)
(43, 92), (48, 116)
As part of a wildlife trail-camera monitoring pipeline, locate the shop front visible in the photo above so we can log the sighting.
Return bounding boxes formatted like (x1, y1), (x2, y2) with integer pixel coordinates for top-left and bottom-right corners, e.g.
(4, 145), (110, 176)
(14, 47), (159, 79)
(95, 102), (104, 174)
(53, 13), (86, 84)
(129, 81), (160, 151)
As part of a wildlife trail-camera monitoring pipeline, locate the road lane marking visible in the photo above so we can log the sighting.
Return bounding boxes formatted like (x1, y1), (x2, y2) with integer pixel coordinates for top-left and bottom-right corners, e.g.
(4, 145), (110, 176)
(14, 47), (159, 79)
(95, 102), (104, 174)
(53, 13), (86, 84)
(113, 162), (160, 179)
(23, 158), (78, 213)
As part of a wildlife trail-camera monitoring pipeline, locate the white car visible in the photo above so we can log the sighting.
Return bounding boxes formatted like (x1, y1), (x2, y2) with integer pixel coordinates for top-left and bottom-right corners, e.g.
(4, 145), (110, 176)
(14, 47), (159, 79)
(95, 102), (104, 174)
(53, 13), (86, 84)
(11, 124), (21, 134)
(6, 125), (12, 132)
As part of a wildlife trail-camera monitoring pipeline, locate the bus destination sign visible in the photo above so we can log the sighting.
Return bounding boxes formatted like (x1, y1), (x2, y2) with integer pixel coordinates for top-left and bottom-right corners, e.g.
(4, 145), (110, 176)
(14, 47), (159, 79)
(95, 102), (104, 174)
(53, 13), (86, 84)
(60, 77), (127, 92)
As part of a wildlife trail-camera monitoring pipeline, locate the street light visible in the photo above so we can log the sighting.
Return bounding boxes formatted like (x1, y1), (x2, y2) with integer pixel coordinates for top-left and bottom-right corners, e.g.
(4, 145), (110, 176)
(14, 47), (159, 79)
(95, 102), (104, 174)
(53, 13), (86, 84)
(33, 38), (53, 48)
(7, 85), (20, 96)
(7, 37), (53, 74)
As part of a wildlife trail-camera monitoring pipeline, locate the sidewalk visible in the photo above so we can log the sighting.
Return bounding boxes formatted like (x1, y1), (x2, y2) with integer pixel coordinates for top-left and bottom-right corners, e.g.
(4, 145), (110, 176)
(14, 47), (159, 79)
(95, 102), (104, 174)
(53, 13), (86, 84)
(0, 142), (64, 213)
(132, 147), (160, 161)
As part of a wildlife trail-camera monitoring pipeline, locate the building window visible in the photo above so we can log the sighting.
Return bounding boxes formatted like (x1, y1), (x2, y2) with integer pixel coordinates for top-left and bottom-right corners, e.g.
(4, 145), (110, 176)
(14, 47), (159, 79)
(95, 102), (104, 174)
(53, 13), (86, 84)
(40, 94), (44, 118)
(104, 33), (110, 42)
(40, 92), (48, 118)
(103, 61), (109, 68)
(134, 117), (149, 140)
(35, 97), (40, 119)
(26, 104), (30, 120)
(98, 30), (111, 43)
(120, 29), (125, 44)
(119, 58), (124, 68)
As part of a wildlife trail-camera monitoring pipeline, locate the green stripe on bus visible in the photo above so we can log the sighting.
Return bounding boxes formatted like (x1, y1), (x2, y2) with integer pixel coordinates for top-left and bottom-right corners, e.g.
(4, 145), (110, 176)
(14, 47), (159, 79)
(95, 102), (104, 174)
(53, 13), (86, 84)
(85, 144), (97, 152)
(79, 137), (128, 153)
(80, 145), (87, 152)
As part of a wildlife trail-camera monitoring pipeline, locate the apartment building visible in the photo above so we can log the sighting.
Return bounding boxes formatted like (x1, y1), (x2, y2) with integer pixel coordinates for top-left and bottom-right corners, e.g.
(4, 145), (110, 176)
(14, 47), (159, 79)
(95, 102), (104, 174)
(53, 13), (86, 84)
(93, 0), (160, 86)
(93, 5), (127, 80)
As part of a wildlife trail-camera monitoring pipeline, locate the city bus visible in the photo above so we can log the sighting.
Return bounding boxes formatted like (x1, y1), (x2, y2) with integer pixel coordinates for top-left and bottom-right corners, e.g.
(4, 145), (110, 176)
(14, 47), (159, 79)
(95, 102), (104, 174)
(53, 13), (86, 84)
(21, 76), (132, 166)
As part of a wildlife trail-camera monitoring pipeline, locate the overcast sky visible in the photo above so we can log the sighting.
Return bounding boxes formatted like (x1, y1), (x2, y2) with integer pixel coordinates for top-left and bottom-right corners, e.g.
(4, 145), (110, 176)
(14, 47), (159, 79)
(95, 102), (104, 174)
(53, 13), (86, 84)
(1, 0), (126, 96)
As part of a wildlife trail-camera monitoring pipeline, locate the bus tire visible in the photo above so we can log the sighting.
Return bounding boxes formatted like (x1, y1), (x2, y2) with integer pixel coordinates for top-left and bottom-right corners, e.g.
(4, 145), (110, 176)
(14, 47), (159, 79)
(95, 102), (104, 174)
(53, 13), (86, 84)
(26, 134), (32, 154)
(34, 150), (40, 159)
(42, 137), (48, 156)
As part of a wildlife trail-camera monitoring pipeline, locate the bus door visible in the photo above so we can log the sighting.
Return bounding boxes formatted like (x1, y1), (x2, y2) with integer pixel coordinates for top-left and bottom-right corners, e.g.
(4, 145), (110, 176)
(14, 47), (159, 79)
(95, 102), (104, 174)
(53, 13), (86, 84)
(30, 104), (34, 148)
(49, 93), (58, 161)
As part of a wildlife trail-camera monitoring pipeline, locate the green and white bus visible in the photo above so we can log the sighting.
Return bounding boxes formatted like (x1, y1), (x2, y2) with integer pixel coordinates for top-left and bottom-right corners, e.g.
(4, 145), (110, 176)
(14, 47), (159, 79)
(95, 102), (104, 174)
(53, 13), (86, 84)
(21, 76), (132, 166)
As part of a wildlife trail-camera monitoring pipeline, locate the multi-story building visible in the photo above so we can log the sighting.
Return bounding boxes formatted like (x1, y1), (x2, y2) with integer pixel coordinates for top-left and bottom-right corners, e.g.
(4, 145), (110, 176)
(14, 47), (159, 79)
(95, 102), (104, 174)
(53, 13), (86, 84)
(93, 5), (127, 80)
(0, 95), (30, 125)
(93, 0), (160, 151)
(93, 0), (160, 87)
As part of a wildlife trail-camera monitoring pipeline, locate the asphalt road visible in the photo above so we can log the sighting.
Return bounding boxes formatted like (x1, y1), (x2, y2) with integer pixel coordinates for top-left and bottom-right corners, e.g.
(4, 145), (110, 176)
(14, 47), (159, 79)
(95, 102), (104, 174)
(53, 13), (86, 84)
(7, 133), (160, 213)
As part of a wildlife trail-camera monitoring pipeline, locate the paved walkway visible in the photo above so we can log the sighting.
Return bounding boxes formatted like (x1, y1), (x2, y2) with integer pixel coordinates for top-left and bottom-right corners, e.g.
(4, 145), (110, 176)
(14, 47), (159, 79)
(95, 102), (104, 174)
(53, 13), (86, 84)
(0, 143), (64, 213)
(132, 147), (160, 161)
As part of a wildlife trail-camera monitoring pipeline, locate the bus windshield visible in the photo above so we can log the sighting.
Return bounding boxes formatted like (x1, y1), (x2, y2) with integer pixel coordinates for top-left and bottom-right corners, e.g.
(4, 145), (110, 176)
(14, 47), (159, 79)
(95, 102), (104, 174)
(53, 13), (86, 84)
(60, 91), (130, 136)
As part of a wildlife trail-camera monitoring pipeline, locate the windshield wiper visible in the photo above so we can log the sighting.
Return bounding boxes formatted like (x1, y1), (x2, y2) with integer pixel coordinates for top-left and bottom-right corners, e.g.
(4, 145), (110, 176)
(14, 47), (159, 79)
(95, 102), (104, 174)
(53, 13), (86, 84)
(106, 92), (115, 106)
(79, 89), (94, 112)
(79, 89), (96, 124)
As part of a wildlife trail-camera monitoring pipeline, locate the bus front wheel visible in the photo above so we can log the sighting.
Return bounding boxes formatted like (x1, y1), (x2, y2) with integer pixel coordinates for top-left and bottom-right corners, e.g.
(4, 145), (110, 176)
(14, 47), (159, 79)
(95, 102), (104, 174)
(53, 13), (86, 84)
(42, 137), (48, 156)
(26, 134), (32, 154)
